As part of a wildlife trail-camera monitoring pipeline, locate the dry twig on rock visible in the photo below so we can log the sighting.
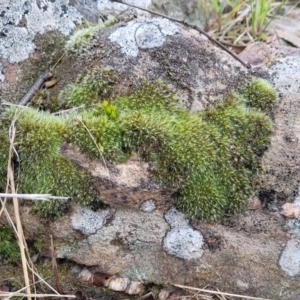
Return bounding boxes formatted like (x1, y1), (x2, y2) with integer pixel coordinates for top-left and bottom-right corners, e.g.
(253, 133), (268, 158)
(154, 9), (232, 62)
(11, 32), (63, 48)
(19, 72), (53, 106)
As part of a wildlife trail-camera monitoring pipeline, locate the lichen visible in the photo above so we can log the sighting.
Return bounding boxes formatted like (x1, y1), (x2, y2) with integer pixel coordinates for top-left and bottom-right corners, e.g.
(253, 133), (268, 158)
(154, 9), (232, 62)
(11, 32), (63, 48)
(0, 72), (277, 221)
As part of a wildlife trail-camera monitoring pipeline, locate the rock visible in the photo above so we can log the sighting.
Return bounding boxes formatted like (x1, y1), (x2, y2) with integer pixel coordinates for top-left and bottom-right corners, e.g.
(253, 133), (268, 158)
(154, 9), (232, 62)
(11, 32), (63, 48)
(78, 268), (144, 294)
(281, 203), (300, 219)
(2, 4), (300, 300)
(239, 43), (300, 202)
(248, 195), (262, 210)
(279, 239), (300, 276)
(61, 148), (174, 212)
(0, 0), (82, 63)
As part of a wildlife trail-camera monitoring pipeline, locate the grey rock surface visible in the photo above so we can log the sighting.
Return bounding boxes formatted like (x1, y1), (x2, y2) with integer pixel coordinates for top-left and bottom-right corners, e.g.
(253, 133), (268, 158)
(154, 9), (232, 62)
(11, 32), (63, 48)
(71, 206), (113, 235)
(0, 0), (82, 63)
(2, 5), (300, 299)
(97, 0), (151, 16)
(139, 199), (156, 212)
(163, 227), (204, 260)
(279, 239), (300, 277)
(240, 44), (300, 202)
(163, 207), (204, 260)
(109, 18), (180, 57)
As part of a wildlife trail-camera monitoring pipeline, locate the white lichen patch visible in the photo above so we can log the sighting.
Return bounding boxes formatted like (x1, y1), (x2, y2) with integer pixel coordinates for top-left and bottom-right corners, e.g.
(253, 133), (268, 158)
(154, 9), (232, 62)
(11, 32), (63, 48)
(279, 239), (300, 276)
(0, 0), (82, 63)
(269, 57), (300, 95)
(109, 18), (180, 57)
(163, 207), (204, 260)
(71, 206), (113, 235)
(140, 199), (156, 212)
(163, 227), (204, 260)
(164, 206), (189, 228)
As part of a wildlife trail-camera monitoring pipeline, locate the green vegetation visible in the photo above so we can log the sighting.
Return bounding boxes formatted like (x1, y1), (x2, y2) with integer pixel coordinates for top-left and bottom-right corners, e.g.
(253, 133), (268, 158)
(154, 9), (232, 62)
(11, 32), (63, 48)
(59, 67), (118, 107)
(0, 225), (20, 263)
(0, 108), (100, 218)
(241, 79), (277, 112)
(65, 16), (115, 56)
(199, 0), (287, 44)
(0, 70), (277, 221)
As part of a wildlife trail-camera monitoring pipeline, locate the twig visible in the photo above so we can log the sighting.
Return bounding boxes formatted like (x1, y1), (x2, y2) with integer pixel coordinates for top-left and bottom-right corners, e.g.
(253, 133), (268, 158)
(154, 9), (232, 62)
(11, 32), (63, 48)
(173, 284), (270, 300)
(110, 0), (251, 69)
(50, 235), (63, 294)
(19, 72), (53, 106)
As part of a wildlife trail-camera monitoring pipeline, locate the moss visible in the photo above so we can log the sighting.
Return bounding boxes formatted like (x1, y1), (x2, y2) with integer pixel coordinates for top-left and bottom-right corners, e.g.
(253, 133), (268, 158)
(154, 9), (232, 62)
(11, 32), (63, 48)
(0, 225), (20, 263)
(59, 67), (118, 108)
(240, 79), (277, 112)
(0, 73), (277, 221)
(31, 89), (60, 112)
(65, 16), (115, 56)
(0, 108), (101, 218)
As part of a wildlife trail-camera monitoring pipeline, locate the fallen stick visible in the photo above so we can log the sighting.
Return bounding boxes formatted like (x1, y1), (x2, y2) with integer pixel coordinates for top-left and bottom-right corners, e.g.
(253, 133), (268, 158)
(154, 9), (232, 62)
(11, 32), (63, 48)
(110, 0), (251, 69)
(19, 72), (52, 106)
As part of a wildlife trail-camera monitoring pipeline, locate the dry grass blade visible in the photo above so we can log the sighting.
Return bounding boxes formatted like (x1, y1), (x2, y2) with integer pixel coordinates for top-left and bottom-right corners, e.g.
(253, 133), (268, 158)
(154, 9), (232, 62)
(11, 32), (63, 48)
(0, 193), (69, 200)
(0, 292), (76, 298)
(52, 104), (85, 115)
(75, 113), (112, 184)
(0, 111), (71, 299)
(173, 284), (271, 300)
(6, 114), (32, 300)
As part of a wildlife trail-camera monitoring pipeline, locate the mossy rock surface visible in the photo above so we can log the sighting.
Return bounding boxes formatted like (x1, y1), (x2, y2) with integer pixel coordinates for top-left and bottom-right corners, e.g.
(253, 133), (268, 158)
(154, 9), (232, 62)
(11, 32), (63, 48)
(0, 72), (276, 221)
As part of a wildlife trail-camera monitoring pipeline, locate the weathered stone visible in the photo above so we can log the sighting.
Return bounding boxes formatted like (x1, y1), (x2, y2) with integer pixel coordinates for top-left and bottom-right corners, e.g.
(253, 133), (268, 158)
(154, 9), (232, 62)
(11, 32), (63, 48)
(240, 44), (300, 202)
(279, 239), (300, 277)
(61, 146), (174, 211)
(3, 3), (300, 300)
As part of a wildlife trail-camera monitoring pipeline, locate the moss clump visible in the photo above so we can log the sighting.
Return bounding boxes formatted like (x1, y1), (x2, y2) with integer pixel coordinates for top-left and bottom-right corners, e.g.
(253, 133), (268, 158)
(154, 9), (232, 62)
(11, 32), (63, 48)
(0, 108), (100, 219)
(59, 67), (118, 108)
(0, 74), (277, 221)
(241, 79), (277, 112)
(0, 225), (20, 263)
(60, 79), (274, 220)
(65, 16), (115, 56)
(31, 89), (60, 112)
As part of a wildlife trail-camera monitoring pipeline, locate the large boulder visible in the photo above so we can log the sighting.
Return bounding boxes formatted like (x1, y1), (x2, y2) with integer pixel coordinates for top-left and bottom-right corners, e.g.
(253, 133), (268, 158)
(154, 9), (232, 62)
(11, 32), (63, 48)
(2, 2), (300, 300)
